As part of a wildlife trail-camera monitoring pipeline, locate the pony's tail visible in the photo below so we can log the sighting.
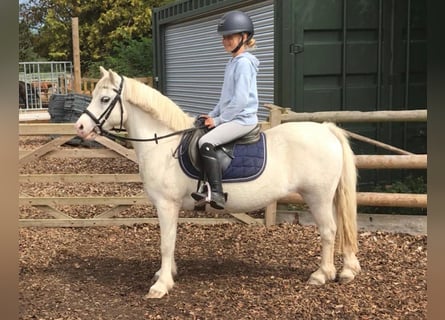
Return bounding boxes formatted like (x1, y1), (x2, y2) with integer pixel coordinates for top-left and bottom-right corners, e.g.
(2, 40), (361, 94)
(325, 123), (358, 254)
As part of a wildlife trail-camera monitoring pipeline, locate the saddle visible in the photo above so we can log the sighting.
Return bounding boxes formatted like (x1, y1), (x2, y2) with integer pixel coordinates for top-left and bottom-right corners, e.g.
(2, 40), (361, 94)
(177, 121), (267, 183)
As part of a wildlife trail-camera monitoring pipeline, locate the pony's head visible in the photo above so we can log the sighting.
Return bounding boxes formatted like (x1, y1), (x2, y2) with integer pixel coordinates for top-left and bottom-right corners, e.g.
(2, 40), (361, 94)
(75, 66), (126, 140)
(75, 66), (194, 140)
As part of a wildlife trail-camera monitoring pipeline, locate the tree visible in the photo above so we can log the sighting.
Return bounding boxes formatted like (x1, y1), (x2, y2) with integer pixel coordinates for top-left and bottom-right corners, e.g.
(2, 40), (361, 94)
(19, 3), (43, 61)
(20, 0), (173, 75)
(86, 37), (153, 77)
(19, 20), (41, 61)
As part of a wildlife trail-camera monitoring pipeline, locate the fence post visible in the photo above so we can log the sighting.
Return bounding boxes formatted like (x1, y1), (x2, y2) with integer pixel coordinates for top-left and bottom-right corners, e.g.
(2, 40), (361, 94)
(72, 17), (81, 93)
(264, 104), (283, 226)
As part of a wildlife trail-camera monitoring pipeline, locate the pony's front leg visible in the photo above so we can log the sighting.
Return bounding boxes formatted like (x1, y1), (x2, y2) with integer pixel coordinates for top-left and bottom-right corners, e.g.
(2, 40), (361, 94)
(144, 201), (179, 299)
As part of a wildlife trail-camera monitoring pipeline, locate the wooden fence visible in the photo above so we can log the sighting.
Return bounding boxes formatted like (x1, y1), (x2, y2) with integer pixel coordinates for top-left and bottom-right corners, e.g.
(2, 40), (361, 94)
(19, 123), (257, 227)
(262, 105), (427, 226)
(19, 106), (426, 228)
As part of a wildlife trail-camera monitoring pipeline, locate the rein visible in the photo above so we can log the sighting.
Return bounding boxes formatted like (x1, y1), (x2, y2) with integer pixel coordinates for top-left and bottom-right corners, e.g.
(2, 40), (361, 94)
(82, 75), (204, 144)
(100, 126), (201, 144)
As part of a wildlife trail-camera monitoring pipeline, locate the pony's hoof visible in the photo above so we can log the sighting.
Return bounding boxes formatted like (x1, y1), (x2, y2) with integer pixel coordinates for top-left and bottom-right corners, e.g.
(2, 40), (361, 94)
(308, 267), (335, 285)
(307, 277), (324, 285)
(338, 269), (358, 284)
(307, 274), (326, 285)
(338, 262), (361, 284)
(143, 288), (167, 299)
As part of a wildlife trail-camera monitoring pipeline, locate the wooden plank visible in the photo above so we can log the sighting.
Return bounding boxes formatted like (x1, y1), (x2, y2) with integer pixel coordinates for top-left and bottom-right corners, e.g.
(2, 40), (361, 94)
(94, 192), (146, 218)
(280, 109), (427, 123)
(279, 192), (427, 208)
(264, 201), (277, 227)
(93, 205), (134, 219)
(356, 192), (427, 208)
(19, 173), (141, 183)
(262, 105), (282, 226)
(72, 17), (82, 93)
(19, 217), (239, 228)
(19, 149), (122, 159)
(19, 136), (76, 166)
(19, 196), (150, 206)
(19, 111), (51, 122)
(347, 131), (413, 155)
(20, 191), (74, 220)
(229, 213), (263, 225)
(355, 155), (427, 169)
(267, 106), (283, 127)
(95, 136), (138, 163)
(34, 205), (74, 220)
(19, 123), (77, 135)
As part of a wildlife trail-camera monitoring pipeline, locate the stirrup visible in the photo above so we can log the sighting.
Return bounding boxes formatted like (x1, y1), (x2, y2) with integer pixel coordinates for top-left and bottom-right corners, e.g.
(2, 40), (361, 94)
(192, 181), (211, 207)
(192, 182), (227, 210)
(191, 181), (208, 202)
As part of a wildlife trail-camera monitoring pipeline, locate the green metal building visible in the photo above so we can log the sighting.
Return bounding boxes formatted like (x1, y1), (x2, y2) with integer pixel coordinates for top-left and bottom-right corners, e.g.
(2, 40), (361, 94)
(153, 0), (426, 189)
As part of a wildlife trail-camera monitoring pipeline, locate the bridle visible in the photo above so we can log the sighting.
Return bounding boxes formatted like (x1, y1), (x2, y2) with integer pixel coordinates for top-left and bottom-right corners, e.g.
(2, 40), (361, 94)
(82, 74), (125, 135)
(82, 75), (203, 144)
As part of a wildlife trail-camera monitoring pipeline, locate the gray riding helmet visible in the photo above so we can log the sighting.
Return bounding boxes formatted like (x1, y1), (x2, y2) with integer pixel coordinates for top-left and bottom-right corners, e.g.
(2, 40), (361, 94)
(217, 11), (254, 53)
(217, 10), (254, 37)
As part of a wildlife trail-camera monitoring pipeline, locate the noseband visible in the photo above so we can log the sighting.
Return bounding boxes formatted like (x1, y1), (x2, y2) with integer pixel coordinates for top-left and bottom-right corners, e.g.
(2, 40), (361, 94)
(82, 75), (125, 134)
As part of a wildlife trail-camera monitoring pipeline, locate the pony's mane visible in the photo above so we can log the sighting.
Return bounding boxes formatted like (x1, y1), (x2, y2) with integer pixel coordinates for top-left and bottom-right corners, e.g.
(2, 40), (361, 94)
(121, 76), (194, 131)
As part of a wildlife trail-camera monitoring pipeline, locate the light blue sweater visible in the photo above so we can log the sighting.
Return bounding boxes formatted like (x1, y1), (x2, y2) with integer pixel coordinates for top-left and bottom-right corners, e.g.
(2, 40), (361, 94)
(208, 52), (259, 126)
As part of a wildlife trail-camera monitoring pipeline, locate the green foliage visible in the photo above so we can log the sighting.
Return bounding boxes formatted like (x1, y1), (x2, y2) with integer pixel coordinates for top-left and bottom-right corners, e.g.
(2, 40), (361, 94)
(19, 20), (43, 61)
(372, 175), (427, 194)
(85, 37), (153, 77)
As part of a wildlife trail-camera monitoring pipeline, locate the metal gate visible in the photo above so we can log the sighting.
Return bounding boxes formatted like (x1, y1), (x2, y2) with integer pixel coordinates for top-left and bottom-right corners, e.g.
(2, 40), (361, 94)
(19, 61), (73, 110)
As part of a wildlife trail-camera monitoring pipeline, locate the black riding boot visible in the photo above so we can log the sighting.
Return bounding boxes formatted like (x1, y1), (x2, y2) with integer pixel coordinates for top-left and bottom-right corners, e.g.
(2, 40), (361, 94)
(191, 143), (225, 210)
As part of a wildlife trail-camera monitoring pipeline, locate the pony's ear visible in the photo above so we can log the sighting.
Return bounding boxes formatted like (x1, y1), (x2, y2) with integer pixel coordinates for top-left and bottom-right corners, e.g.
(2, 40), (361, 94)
(99, 66), (107, 77)
(108, 68), (120, 86)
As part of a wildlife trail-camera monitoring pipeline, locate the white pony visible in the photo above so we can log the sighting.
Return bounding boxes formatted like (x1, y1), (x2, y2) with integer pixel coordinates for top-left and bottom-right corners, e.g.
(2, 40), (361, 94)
(75, 67), (361, 299)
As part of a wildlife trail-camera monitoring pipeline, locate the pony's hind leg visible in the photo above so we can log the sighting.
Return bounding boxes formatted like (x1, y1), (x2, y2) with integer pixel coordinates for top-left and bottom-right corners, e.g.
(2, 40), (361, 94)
(339, 246), (361, 283)
(304, 196), (337, 285)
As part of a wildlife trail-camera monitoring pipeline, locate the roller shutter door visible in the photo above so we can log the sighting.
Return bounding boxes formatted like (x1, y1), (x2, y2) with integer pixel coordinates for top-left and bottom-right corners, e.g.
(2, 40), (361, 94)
(164, 1), (274, 120)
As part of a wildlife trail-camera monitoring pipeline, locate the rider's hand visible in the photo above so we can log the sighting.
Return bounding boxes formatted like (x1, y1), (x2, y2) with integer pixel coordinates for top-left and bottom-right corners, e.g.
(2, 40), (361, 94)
(194, 115), (207, 127)
(204, 117), (215, 128)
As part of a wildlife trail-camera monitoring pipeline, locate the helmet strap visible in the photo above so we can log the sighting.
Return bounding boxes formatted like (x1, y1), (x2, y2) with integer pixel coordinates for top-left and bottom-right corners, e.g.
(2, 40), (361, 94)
(231, 32), (247, 54)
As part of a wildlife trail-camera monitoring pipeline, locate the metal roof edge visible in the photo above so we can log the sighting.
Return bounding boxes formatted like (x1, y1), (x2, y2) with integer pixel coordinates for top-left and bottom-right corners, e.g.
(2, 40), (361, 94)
(153, 0), (270, 25)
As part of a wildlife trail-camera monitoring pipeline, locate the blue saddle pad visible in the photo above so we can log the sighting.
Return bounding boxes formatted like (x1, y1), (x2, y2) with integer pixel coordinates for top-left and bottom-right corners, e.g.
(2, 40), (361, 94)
(179, 133), (267, 183)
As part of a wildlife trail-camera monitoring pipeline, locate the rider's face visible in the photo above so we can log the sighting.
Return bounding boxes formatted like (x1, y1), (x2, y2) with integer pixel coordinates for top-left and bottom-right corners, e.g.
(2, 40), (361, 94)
(222, 33), (245, 54)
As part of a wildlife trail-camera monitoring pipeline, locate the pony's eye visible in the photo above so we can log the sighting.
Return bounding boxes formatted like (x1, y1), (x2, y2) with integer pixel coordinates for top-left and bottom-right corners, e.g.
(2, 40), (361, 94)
(101, 96), (111, 103)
